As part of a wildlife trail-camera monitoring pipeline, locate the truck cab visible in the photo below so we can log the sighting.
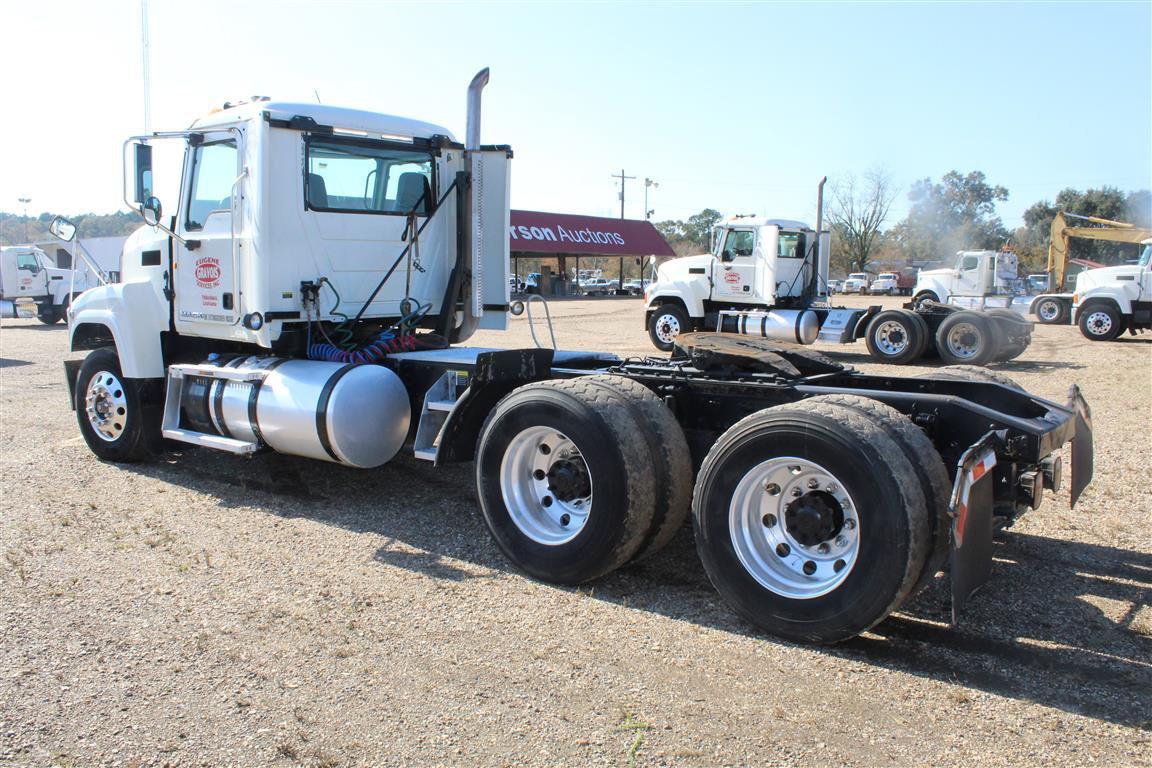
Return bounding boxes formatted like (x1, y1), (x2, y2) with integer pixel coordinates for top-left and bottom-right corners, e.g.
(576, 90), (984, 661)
(913, 250), (1020, 306)
(1072, 238), (1152, 340)
(0, 245), (95, 323)
(842, 272), (871, 294)
(644, 218), (828, 348)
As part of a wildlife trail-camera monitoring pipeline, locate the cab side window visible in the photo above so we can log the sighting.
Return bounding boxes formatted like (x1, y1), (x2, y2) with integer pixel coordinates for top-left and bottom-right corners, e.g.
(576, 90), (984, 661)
(960, 255), (980, 271)
(16, 252), (39, 271)
(721, 230), (755, 262)
(186, 140), (238, 230)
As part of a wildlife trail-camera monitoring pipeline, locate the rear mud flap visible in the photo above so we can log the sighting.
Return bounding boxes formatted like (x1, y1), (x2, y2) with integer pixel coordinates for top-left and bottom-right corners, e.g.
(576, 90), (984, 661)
(949, 431), (1000, 625)
(1067, 384), (1093, 508)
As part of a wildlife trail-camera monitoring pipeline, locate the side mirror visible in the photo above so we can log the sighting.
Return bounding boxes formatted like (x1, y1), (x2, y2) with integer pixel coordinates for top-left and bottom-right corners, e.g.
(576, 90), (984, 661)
(721, 250), (734, 262)
(141, 197), (163, 227)
(133, 143), (154, 204)
(49, 216), (77, 243)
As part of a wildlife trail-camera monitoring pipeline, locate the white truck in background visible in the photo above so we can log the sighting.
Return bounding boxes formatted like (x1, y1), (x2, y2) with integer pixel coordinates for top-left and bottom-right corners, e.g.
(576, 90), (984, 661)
(0, 244), (100, 324)
(911, 250), (1029, 315)
(1072, 238), (1152, 341)
(841, 272), (871, 294)
(643, 185), (1034, 367)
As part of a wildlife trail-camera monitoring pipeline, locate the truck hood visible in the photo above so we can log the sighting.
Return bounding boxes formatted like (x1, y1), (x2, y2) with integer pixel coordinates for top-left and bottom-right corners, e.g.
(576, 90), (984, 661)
(654, 253), (715, 285)
(1075, 265), (1144, 291)
(917, 267), (955, 280)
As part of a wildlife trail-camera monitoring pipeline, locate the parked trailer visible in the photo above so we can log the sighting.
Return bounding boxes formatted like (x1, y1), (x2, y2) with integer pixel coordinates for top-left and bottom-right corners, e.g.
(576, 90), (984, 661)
(59, 71), (1092, 644)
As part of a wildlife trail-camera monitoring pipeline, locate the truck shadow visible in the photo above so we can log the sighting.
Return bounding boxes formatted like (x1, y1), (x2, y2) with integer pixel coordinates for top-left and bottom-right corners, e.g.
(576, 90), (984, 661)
(127, 448), (1151, 730)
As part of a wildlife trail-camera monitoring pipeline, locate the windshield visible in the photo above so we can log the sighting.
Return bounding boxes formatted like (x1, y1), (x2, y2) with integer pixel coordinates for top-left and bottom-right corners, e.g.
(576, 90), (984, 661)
(878, 273), (896, 280)
(1140, 244), (1151, 268)
(849, 273), (866, 280)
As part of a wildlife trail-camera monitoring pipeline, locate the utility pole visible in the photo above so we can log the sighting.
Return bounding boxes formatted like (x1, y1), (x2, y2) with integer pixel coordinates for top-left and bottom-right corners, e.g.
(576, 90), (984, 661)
(141, 0), (151, 134)
(18, 198), (30, 243)
(643, 177), (658, 220)
(612, 169), (635, 220)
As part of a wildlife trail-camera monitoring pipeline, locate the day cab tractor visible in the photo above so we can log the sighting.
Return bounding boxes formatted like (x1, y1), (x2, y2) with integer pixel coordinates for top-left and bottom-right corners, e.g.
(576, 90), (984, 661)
(1072, 237), (1152, 341)
(643, 190), (1034, 367)
(0, 243), (102, 324)
(59, 70), (1092, 644)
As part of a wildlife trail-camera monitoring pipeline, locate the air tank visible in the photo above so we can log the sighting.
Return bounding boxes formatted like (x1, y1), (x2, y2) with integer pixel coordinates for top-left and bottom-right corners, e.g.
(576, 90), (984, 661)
(182, 356), (410, 468)
(724, 309), (821, 345)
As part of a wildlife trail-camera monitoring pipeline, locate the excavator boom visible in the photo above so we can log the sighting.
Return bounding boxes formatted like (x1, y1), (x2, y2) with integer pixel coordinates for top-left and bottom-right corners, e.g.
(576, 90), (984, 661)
(1047, 211), (1152, 289)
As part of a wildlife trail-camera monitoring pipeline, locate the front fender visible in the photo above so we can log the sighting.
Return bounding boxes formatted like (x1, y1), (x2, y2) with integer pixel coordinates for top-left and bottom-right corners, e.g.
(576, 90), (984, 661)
(69, 281), (168, 378)
(914, 276), (950, 300)
(1072, 288), (1130, 321)
(645, 281), (708, 318)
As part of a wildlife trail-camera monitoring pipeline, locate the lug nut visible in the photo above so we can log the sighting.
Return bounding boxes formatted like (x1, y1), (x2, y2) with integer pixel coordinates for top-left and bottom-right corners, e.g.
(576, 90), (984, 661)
(791, 488), (803, 498)
(764, 483), (781, 496)
(762, 513), (777, 528)
(807, 478), (819, 489)
(835, 535), (848, 547)
(826, 484), (838, 494)
(817, 543), (830, 554)
(844, 518), (856, 530)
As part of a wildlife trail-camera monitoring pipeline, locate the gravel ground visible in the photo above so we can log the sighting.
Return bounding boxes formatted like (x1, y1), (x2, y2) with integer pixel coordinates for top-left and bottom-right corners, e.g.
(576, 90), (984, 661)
(1, 295), (1149, 767)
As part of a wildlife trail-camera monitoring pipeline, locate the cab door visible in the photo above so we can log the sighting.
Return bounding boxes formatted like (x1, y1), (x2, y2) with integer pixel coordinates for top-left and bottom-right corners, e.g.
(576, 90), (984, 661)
(712, 228), (758, 303)
(173, 134), (242, 335)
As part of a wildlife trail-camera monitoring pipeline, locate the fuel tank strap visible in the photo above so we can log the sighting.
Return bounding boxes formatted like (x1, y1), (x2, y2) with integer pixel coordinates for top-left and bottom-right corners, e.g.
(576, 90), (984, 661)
(247, 357), (288, 445)
(314, 364), (360, 463)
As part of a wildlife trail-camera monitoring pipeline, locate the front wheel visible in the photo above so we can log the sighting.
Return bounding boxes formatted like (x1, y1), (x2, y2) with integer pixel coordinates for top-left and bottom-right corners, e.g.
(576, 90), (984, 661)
(647, 304), (690, 352)
(36, 304), (63, 325)
(1034, 297), (1067, 325)
(74, 347), (161, 462)
(1078, 304), (1123, 341)
(692, 400), (930, 643)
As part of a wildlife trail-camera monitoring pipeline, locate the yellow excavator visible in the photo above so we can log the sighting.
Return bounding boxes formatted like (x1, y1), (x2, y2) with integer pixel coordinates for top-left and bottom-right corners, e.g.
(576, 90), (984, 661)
(1032, 212), (1152, 324)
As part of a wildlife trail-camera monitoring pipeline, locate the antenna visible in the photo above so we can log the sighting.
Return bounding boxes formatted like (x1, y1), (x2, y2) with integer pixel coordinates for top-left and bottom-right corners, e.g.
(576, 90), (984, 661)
(140, 0), (151, 134)
(314, 89), (323, 104)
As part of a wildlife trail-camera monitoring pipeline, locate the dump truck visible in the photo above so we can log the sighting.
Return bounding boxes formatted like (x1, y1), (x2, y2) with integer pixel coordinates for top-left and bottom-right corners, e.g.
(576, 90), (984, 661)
(643, 194), (1034, 367)
(60, 70), (1093, 644)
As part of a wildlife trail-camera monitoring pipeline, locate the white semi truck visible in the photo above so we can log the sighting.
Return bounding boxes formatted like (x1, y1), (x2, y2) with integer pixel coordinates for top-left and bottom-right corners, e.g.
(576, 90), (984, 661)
(643, 198), (1034, 367)
(0, 243), (100, 323)
(1072, 238), (1152, 341)
(59, 70), (1093, 644)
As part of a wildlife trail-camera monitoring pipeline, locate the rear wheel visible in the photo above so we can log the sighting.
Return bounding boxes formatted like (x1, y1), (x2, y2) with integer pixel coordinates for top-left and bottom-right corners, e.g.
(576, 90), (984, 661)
(75, 347), (161, 462)
(912, 290), (939, 309)
(692, 400), (931, 643)
(581, 375), (693, 561)
(864, 309), (930, 364)
(1078, 303), (1123, 341)
(476, 379), (655, 584)
(36, 303), (63, 325)
(935, 310), (996, 366)
(919, 365), (1024, 391)
(648, 303), (690, 352)
(1034, 297), (1067, 325)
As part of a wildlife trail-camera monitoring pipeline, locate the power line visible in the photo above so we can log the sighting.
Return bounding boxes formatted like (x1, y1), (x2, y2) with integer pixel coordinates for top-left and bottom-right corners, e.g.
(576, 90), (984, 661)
(611, 169), (635, 220)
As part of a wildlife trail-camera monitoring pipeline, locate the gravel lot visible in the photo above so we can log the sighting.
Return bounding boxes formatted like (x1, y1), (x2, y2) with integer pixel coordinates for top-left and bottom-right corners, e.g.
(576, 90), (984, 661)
(1, 295), (1149, 767)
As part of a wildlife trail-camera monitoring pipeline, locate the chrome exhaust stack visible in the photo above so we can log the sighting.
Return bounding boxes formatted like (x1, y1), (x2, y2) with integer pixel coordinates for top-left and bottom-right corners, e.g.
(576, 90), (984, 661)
(466, 68), (490, 151)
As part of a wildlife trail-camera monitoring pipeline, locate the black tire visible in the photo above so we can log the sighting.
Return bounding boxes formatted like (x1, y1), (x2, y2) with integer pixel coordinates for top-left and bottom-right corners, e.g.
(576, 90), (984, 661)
(935, 310), (996, 367)
(692, 400), (931, 643)
(647, 303), (691, 352)
(912, 290), (939, 308)
(475, 378), (656, 585)
(36, 304), (62, 325)
(1078, 303), (1123, 342)
(1033, 296), (1067, 325)
(864, 309), (930, 364)
(918, 365), (1024, 391)
(984, 309), (1032, 362)
(582, 375), (693, 561)
(74, 347), (161, 462)
(803, 395), (951, 598)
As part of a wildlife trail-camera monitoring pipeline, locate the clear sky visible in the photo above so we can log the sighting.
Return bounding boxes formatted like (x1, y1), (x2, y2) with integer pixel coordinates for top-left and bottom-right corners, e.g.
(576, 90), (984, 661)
(4, 0), (1150, 229)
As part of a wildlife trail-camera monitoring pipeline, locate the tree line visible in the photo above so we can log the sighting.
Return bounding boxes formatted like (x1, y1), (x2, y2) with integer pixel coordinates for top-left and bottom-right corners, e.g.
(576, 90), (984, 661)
(0, 211), (140, 246)
(653, 173), (1151, 277)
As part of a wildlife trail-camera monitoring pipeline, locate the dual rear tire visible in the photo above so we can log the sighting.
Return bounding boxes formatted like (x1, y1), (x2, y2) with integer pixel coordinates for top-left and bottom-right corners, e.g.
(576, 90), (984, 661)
(478, 378), (946, 644)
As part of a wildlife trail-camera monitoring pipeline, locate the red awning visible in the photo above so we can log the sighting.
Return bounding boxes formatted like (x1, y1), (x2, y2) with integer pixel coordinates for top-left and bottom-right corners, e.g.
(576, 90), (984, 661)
(509, 210), (675, 257)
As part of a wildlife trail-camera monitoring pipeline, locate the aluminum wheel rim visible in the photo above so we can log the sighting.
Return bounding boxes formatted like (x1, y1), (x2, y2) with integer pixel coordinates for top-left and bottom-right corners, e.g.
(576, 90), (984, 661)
(1085, 311), (1112, 335)
(874, 320), (910, 356)
(654, 312), (681, 344)
(85, 370), (128, 443)
(728, 457), (860, 599)
(945, 322), (984, 359)
(1038, 300), (1059, 321)
(500, 426), (592, 546)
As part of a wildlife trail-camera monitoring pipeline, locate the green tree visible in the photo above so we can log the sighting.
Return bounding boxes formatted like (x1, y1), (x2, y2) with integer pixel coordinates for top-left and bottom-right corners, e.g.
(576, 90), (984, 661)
(892, 170), (1009, 265)
(654, 209), (723, 256)
(1015, 187), (1151, 270)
